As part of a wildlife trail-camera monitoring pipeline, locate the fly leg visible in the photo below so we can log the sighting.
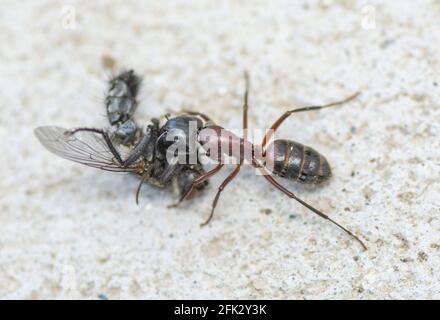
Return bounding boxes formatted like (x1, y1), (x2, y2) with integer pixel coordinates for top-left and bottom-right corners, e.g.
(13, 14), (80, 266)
(69, 124), (166, 204)
(69, 123), (157, 168)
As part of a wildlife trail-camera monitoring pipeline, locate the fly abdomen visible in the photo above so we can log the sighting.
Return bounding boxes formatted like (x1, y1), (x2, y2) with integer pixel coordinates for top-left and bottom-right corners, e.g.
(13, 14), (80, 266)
(106, 70), (141, 125)
(106, 70), (142, 144)
(265, 139), (331, 184)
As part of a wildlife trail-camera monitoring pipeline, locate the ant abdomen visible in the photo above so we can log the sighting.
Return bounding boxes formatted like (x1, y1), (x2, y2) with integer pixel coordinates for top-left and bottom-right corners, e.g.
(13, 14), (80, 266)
(265, 139), (331, 184)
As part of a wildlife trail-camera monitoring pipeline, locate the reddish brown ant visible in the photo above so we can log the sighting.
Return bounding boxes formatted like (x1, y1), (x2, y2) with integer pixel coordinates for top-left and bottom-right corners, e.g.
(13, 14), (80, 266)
(168, 72), (366, 250)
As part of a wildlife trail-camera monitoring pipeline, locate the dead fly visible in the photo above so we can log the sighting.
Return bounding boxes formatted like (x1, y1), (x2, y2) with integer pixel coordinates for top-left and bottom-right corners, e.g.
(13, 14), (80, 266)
(35, 70), (208, 203)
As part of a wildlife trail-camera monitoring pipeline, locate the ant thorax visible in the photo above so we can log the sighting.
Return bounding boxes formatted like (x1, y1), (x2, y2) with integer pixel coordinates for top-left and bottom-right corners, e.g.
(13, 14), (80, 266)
(198, 125), (253, 164)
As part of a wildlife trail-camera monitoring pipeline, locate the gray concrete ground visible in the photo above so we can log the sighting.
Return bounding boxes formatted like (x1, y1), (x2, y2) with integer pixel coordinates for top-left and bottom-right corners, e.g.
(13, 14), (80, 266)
(0, 0), (439, 299)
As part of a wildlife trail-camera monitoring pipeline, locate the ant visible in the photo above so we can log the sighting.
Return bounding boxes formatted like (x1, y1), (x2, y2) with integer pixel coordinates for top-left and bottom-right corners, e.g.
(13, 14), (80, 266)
(166, 72), (366, 250)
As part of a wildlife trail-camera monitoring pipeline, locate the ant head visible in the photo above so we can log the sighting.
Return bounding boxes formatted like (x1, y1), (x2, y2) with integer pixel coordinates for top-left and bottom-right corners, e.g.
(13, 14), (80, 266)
(156, 115), (204, 154)
(197, 124), (222, 147)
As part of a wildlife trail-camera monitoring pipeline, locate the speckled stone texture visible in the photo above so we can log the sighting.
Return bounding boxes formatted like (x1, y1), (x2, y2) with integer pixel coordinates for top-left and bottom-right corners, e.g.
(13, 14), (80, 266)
(0, 0), (439, 299)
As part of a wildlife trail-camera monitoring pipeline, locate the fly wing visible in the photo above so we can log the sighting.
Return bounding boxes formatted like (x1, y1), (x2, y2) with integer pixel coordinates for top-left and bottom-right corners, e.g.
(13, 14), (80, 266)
(34, 126), (139, 173)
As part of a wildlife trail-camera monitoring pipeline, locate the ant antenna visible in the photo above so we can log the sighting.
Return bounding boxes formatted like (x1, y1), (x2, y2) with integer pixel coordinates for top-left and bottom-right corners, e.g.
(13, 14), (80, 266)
(135, 173), (149, 205)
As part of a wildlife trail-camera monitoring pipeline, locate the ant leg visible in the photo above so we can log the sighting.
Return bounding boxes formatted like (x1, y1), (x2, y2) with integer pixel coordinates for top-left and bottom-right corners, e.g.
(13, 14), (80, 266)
(168, 164), (224, 208)
(256, 165), (366, 250)
(106, 70), (143, 146)
(201, 73), (249, 226)
(201, 164), (241, 226)
(261, 91), (360, 148)
(243, 71), (250, 140)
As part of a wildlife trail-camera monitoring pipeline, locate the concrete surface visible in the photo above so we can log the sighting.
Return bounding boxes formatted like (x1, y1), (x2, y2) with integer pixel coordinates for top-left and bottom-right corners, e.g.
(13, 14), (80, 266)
(0, 0), (439, 299)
